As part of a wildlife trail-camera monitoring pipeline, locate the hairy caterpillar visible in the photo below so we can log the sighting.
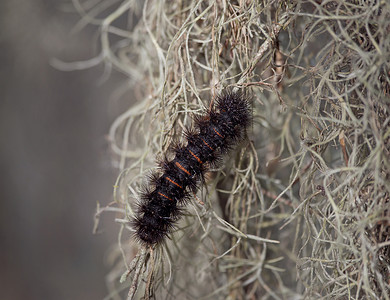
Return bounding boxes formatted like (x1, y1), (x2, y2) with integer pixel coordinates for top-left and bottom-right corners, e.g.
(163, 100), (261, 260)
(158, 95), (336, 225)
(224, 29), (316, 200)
(133, 91), (251, 246)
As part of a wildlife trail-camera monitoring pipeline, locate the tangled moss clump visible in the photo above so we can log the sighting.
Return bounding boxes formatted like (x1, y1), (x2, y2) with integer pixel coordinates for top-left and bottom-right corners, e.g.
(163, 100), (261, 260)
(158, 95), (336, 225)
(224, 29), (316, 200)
(76, 0), (390, 299)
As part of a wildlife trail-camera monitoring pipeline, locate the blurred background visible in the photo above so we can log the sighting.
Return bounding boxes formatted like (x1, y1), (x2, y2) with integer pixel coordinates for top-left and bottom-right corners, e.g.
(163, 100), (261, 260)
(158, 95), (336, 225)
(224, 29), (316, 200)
(0, 0), (122, 299)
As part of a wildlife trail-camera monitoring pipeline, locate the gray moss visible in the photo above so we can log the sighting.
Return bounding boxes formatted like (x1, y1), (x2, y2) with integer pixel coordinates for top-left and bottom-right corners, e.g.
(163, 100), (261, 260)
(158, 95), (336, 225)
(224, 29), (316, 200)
(81, 1), (390, 299)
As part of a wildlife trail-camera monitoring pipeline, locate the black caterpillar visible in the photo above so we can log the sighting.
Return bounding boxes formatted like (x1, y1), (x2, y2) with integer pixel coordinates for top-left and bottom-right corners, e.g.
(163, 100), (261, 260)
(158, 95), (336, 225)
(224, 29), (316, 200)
(133, 91), (251, 246)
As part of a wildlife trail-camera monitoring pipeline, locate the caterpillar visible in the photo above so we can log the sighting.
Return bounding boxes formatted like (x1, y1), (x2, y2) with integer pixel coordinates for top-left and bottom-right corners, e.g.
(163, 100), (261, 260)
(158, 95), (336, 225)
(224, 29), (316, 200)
(133, 91), (251, 246)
